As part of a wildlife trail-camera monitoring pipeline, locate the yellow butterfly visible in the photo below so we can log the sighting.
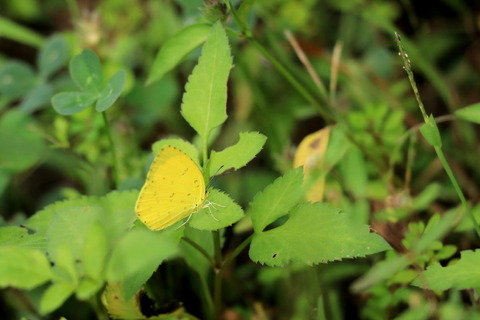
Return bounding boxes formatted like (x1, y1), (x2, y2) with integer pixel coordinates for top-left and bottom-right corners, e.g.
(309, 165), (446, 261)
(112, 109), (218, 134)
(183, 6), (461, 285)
(135, 146), (206, 230)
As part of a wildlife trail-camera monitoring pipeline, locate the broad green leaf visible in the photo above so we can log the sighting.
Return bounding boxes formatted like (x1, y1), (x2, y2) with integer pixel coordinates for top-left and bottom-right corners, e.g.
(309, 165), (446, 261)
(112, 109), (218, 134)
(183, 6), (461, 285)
(413, 249), (480, 290)
(27, 190), (137, 241)
(51, 91), (97, 115)
(40, 282), (75, 315)
(19, 84), (54, 113)
(419, 114), (442, 147)
(455, 102), (480, 124)
(95, 70), (126, 112)
(0, 61), (36, 99)
(248, 168), (304, 233)
(0, 246), (51, 289)
(82, 222), (107, 280)
(53, 244), (78, 285)
(189, 189), (244, 230)
(0, 226), (46, 250)
(119, 225), (184, 300)
(69, 49), (103, 93)
(105, 228), (178, 282)
(46, 204), (100, 261)
(181, 22), (232, 142)
(38, 35), (68, 79)
(147, 23), (212, 85)
(0, 17), (44, 47)
(0, 110), (45, 173)
(209, 132), (267, 176)
(249, 203), (391, 266)
(76, 277), (103, 300)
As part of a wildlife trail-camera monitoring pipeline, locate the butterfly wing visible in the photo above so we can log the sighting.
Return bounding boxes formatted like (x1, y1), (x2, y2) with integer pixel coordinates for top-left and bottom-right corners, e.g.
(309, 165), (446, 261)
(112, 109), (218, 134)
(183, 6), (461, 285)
(135, 146), (206, 230)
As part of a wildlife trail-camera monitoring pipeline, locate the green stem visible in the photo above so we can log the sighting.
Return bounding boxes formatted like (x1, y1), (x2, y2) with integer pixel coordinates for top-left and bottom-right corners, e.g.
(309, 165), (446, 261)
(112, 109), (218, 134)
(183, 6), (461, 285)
(102, 112), (120, 188)
(212, 230), (222, 319)
(395, 32), (480, 238)
(181, 236), (216, 266)
(434, 147), (480, 237)
(199, 273), (215, 320)
(222, 234), (253, 268)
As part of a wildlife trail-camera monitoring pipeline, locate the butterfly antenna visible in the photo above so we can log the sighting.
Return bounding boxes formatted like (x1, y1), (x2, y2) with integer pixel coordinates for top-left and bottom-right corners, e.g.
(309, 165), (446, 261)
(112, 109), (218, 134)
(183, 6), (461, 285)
(175, 213), (193, 230)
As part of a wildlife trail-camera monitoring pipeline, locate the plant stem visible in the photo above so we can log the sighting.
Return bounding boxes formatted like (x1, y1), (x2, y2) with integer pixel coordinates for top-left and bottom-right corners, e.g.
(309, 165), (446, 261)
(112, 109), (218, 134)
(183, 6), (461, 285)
(102, 111), (119, 189)
(212, 230), (223, 319)
(222, 234), (253, 268)
(181, 236), (216, 266)
(395, 32), (480, 238)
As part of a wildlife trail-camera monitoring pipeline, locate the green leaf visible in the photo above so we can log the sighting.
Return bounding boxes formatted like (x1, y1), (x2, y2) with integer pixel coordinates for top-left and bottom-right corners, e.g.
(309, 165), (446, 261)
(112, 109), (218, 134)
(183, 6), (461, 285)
(40, 282), (75, 315)
(248, 168), (304, 233)
(19, 84), (54, 113)
(26, 190), (138, 241)
(0, 16), (44, 47)
(69, 49), (103, 93)
(53, 244), (78, 285)
(455, 102), (480, 124)
(105, 228), (178, 282)
(340, 146), (367, 198)
(419, 115), (442, 147)
(189, 189), (244, 230)
(0, 226), (46, 250)
(82, 222), (107, 280)
(209, 132), (267, 176)
(0, 246), (52, 289)
(0, 61), (36, 99)
(46, 204), (100, 262)
(51, 91), (97, 115)
(147, 23), (212, 85)
(95, 70), (126, 112)
(38, 35), (68, 79)
(0, 110), (45, 173)
(76, 277), (103, 301)
(249, 203), (391, 266)
(413, 249), (480, 290)
(118, 225), (183, 300)
(181, 21), (232, 142)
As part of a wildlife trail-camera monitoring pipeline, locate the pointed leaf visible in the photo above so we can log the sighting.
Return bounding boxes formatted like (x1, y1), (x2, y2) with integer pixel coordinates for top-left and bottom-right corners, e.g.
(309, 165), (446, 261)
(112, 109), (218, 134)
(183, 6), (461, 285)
(209, 132), (267, 176)
(181, 21), (232, 141)
(419, 114), (442, 147)
(0, 246), (52, 289)
(147, 23), (212, 85)
(455, 102), (480, 124)
(189, 189), (244, 230)
(248, 168), (304, 233)
(0, 17), (44, 47)
(40, 282), (75, 315)
(95, 70), (126, 112)
(105, 229), (178, 282)
(82, 222), (108, 280)
(249, 203), (391, 266)
(69, 49), (103, 93)
(413, 249), (480, 290)
(51, 91), (97, 115)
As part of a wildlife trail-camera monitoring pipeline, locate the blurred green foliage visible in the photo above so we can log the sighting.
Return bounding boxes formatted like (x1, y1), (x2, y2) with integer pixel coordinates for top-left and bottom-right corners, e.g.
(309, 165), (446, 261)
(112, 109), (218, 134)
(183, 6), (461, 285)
(0, 0), (480, 319)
